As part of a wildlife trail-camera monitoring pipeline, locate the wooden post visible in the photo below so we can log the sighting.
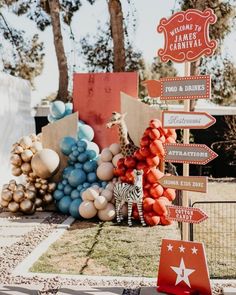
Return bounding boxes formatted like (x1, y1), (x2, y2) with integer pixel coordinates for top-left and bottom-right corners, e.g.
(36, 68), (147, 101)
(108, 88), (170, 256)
(182, 62), (191, 241)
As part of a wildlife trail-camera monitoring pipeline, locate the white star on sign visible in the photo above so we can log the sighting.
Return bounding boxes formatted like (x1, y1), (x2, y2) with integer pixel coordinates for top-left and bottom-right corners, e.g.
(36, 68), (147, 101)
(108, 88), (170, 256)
(171, 258), (195, 288)
(167, 244), (173, 251)
(179, 245), (185, 253)
(191, 246), (198, 254)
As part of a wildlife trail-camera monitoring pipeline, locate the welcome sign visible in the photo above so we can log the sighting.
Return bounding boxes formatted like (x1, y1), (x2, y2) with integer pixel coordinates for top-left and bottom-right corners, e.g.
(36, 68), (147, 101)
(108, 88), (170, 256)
(157, 9), (217, 63)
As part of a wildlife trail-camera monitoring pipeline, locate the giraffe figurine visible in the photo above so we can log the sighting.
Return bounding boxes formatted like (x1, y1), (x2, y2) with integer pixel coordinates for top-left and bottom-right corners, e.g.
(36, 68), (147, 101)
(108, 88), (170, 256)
(106, 112), (139, 157)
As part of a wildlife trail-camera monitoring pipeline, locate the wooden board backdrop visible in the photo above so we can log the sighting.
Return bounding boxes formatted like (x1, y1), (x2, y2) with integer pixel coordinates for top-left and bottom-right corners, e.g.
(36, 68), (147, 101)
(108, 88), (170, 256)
(42, 112), (78, 182)
(73, 73), (138, 149)
(121, 92), (162, 146)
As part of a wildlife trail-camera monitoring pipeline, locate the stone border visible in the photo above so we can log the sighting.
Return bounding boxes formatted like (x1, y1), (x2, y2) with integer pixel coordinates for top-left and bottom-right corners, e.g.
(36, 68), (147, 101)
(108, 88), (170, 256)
(12, 216), (75, 276)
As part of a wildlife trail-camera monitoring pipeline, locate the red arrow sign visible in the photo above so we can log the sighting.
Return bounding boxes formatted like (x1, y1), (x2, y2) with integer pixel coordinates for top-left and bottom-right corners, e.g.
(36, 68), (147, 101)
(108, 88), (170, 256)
(162, 111), (216, 129)
(158, 175), (208, 193)
(142, 75), (211, 99)
(166, 205), (208, 224)
(163, 143), (218, 165)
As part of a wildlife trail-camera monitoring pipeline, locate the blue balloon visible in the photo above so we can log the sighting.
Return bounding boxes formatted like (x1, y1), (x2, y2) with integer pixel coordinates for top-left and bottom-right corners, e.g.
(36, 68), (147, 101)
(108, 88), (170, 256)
(86, 150), (97, 160)
(71, 189), (80, 200)
(77, 152), (88, 163)
(47, 114), (57, 123)
(69, 198), (82, 219)
(77, 140), (87, 149)
(57, 183), (64, 191)
(64, 102), (73, 115)
(68, 169), (87, 187)
(87, 172), (97, 183)
(53, 189), (64, 201)
(58, 196), (72, 214)
(77, 124), (94, 141)
(83, 160), (97, 173)
(60, 137), (77, 155)
(69, 153), (77, 162)
(62, 179), (68, 185)
(101, 181), (108, 188)
(92, 182), (101, 187)
(72, 150), (79, 157)
(63, 166), (74, 180)
(77, 184), (83, 191)
(82, 140), (99, 156)
(64, 184), (73, 195)
(50, 101), (66, 119)
(72, 145), (78, 151)
(74, 163), (83, 169)
(77, 146), (85, 153)
(83, 182), (91, 189)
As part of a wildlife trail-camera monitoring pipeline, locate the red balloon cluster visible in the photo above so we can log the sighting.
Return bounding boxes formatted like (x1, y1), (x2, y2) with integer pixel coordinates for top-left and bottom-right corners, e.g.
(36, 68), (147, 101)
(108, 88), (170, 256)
(114, 119), (177, 226)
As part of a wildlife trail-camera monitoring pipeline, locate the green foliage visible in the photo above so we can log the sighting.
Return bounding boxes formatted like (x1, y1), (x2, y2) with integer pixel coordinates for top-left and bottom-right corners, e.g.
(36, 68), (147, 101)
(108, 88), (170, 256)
(0, 13), (44, 86)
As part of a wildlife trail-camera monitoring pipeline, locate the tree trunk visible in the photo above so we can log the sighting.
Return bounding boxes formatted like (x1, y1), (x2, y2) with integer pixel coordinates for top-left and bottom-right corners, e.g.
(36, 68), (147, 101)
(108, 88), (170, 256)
(48, 0), (69, 102)
(108, 0), (126, 72)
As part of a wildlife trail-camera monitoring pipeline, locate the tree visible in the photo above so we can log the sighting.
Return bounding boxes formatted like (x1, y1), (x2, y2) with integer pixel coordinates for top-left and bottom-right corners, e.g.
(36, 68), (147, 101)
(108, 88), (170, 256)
(178, 0), (236, 108)
(2, 0), (95, 102)
(0, 11), (44, 86)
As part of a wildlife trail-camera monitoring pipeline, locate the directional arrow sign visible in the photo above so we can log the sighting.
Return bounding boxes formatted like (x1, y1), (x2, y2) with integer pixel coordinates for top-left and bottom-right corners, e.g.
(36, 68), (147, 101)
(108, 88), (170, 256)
(163, 143), (218, 165)
(142, 75), (211, 99)
(158, 175), (208, 193)
(166, 205), (208, 224)
(162, 111), (216, 129)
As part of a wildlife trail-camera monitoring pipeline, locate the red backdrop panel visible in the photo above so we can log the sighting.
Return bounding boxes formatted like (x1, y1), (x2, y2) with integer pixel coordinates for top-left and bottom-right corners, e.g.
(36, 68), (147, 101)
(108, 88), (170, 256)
(73, 72), (138, 149)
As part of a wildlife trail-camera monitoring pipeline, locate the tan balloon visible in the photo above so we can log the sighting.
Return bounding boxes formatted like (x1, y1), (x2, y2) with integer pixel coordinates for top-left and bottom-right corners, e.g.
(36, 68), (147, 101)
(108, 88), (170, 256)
(14, 145), (24, 154)
(94, 195), (108, 210)
(1, 189), (13, 202)
(13, 190), (24, 203)
(16, 184), (25, 191)
(10, 154), (22, 166)
(12, 166), (22, 176)
(21, 162), (32, 174)
(48, 182), (56, 192)
(20, 199), (33, 212)
(112, 153), (123, 168)
(41, 184), (48, 191)
(79, 200), (97, 219)
(100, 189), (113, 202)
(96, 162), (114, 181)
(21, 149), (33, 162)
(0, 198), (9, 208)
(8, 202), (20, 213)
(26, 184), (37, 192)
(30, 142), (43, 154)
(19, 136), (32, 149)
(109, 143), (121, 155)
(30, 133), (38, 142)
(43, 194), (53, 204)
(31, 149), (60, 179)
(98, 203), (116, 221)
(39, 189), (45, 195)
(25, 190), (36, 201)
(35, 182), (41, 189)
(2, 184), (9, 190)
(100, 148), (113, 162)
(35, 198), (43, 208)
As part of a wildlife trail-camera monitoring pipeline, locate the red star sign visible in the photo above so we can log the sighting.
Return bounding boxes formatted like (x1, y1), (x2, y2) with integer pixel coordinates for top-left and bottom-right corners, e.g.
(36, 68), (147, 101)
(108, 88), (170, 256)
(157, 239), (212, 295)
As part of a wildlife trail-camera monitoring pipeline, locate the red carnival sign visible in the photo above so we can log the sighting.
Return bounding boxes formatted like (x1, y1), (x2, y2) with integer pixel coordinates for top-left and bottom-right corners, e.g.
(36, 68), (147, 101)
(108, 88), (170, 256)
(157, 9), (217, 63)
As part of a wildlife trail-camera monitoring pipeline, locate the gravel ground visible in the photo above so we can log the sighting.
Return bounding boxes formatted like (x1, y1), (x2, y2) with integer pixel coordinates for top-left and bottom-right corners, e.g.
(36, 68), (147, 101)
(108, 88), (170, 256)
(0, 211), (235, 295)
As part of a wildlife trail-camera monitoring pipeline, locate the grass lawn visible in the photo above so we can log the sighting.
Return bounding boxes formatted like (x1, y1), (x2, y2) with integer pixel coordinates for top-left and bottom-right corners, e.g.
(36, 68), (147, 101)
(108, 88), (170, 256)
(30, 181), (236, 278)
(30, 220), (180, 277)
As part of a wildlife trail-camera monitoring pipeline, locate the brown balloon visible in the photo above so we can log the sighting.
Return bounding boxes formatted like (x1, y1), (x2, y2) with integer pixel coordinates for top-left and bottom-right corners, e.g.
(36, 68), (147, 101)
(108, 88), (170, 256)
(39, 189), (46, 195)
(13, 190), (25, 203)
(1, 189), (13, 202)
(20, 199), (33, 212)
(21, 149), (33, 162)
(8, 202), (20, 213)
(35, 198), (43, 208)
(43, 194), (53, 204)
(16, 184), (25, 191)
(12, 166), (22, 176)
(0, 198), (9, 207)
(41, 184), (48, 191)
(13, 145), (24, 154)
(25, 190), (36, 201)
(21, 162), (32, 174)
(48, 182), (56, 192)
(10, 154), (22, 166)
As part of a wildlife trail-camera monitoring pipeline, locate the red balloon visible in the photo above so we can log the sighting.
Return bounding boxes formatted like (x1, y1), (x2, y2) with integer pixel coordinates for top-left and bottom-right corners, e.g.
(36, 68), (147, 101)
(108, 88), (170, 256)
(140, 136), (150, 147)
(153, 197), (170, 216)
(163, 188), (176, 201)
(144, 212), (160, 226)
(136, 161), (148, 171)
(165, 136), (176, 143)
(160, 215), (173, 226)
(149, 184), (164, 199)
(117, 158), (125, 168)
(139, 146), (151, 157)
(143, 197), (155, 212)
(149, 119), (162, 129)
(146, 155), (160, 167)
(149, 129), (161, 140)
(144, 127), (152, 137)
(146, 168), (164, 184)
(150, 140), (165, 157)
(133, 150), (144, 161)
(124, 156), (136, 168)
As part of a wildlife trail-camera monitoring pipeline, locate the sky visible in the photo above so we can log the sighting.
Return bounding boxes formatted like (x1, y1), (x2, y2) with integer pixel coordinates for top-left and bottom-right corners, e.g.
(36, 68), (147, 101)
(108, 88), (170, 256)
(1, 0), (236, 107)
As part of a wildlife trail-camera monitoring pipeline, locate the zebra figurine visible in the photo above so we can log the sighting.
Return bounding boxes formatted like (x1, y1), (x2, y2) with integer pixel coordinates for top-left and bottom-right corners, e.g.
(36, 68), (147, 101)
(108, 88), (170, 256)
(113, 169), (146, 227)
